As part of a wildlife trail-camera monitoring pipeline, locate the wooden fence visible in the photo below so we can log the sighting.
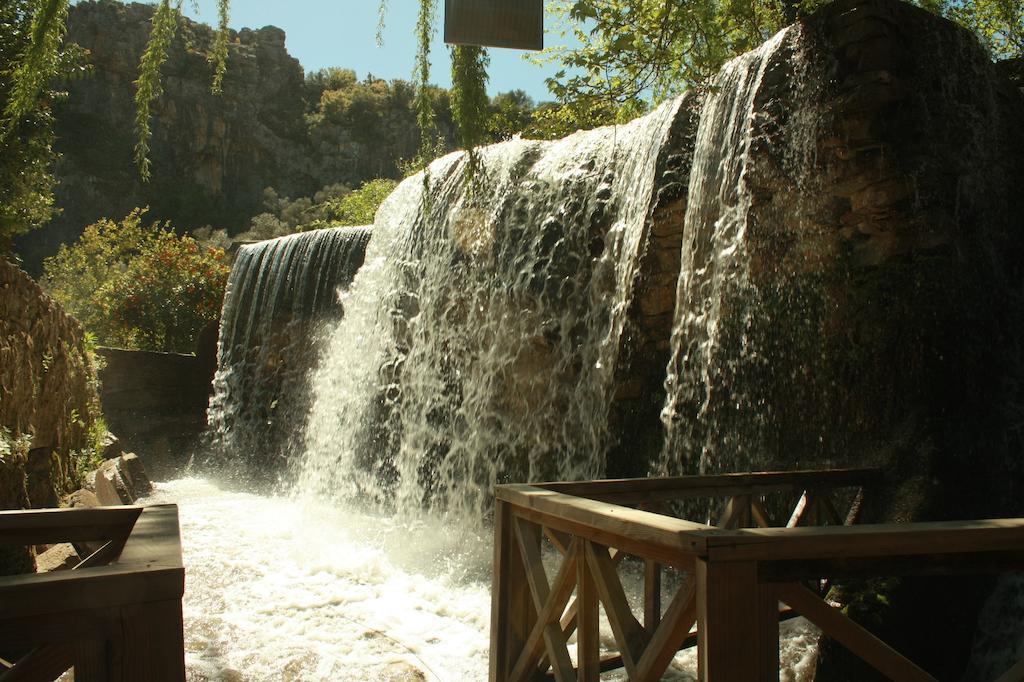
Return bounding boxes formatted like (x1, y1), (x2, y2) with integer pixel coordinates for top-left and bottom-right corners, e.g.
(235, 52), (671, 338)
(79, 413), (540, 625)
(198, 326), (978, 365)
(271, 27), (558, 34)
(0, 504), (185, 681)
(490, 469), (1024, 681)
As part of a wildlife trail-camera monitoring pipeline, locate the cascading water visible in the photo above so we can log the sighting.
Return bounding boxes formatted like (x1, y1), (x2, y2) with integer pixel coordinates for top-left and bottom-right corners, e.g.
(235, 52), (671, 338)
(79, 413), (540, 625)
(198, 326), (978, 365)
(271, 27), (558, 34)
(206, 226), (371, 474)
(656, 26), (820, 478)
(297, 102), (682, 518)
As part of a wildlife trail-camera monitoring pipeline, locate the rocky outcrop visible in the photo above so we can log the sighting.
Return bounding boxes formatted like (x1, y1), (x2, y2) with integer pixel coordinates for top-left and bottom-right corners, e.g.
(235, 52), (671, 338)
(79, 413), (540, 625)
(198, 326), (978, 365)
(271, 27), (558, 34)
(639, 0), (1023, 677)
(14, 1), (312, 273)
(15, 0), (451, 274)
(607, 91), (704, 477)
(0, 258), (102, 573)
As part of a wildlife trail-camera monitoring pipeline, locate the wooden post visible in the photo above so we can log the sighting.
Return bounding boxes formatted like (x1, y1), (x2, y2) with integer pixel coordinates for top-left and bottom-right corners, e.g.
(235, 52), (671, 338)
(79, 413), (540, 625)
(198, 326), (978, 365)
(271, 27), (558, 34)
(644, 559), (662, 634)
(576, 541), (600, 682)
(119, 600), (185, 681)
(696, 559), (778, 681)
(490, 500), (536, 682)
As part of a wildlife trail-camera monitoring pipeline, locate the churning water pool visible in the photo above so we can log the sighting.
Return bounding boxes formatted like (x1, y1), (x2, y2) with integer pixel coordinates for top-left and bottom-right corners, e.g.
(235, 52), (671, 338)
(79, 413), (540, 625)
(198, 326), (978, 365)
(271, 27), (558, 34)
(143, 478), (821, 682)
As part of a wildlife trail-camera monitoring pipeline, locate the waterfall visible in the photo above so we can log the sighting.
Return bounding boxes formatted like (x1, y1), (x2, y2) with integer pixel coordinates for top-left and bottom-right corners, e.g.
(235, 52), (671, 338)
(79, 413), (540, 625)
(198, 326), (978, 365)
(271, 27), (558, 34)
(206, 226), (371, 474)
(296, 101), (682, 518)
(657, 27), (811, 477)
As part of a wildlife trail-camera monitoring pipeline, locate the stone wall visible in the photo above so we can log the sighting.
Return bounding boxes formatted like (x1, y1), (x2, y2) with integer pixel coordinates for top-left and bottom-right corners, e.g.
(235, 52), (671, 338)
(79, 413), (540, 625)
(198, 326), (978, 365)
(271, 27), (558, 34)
(96, 342), (216, 479)
(0, 259), (102, 572)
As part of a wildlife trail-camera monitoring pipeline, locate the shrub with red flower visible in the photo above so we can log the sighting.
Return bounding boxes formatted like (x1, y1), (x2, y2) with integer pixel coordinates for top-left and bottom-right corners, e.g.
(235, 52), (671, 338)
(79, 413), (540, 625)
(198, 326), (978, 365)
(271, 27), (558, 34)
(43, 208), (230, 352)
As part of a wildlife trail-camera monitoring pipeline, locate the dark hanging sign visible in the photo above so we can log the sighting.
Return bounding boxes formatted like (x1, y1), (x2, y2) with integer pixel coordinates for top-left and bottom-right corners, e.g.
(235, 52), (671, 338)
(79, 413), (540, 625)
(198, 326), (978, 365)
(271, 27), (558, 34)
(444, 0), (544, 51)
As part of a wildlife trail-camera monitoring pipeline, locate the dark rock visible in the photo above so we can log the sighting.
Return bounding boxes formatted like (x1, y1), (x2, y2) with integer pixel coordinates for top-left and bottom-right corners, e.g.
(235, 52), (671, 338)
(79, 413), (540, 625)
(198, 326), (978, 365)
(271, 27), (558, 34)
(65, 489), (100, 508)
(92, 453), (154, 505)
(118, 452), (152, 497)
(100, 430), (122, 460)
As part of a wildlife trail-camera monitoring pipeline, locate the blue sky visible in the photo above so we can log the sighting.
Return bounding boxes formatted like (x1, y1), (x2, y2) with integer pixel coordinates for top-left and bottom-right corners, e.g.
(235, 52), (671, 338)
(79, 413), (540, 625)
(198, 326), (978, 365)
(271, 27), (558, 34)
(180, 1), (572, 103)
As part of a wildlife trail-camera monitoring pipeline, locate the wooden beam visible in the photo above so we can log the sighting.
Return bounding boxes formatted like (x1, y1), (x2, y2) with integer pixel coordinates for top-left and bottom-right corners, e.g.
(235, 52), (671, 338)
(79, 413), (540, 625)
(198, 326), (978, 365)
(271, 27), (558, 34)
(491, 501), (536, 682)
(696, 559), (778, 681)
(576, 543), (600, 682)
(634, 572), (697, 681)
(750, 498), (775, 528)
(702, 518), (1024, 563)
(514, 518), (575, 682)
(0, 644), (74, 682)
(584, 543), (647, 678)
(0, 507), (141, 547)
(0, 506), (183, 620)
(496, 485), (708, 566)
(535, 468), (880, 505)
(778, 584), (936, 682)
(508, 541), (579, 682)
(644, 560), (662, 634)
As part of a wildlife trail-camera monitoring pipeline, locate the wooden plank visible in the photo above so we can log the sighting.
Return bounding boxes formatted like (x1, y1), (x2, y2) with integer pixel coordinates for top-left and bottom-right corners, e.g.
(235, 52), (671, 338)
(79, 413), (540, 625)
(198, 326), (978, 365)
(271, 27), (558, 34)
(0, 507), (141, 547)
(496, 485), (709, 563)
(514, 518), (575, 682)
(584, 542), (646, 678)
(544, 528), (572, 556)
(0, 644), (74, 682)
(759, 551), (1024, 582)
(787, 491), (812, 528)
(696, 559), (777, 681)
(576, 544), (600, 682)
(491, 500), (535, 682)
(717, 495), (752, 529)
(536, 468), (880, 505)
(0, 506), (183, 620)
(750, 498), (775, 528)
(778, 583), (936, 682)
(703, 518), (1024, 563)
(644, 560), (661, 634)
(0, 608), (118, 648)
(508, 542), (579, 682)
(634, 572), (697, 681)
(72, 639), (111, 682)
(119, 600), (185, 681)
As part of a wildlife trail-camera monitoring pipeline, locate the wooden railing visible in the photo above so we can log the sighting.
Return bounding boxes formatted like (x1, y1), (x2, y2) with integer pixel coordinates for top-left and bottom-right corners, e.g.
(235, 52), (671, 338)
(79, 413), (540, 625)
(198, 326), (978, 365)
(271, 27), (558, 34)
(490, 468), (1024, 681)
(0, 504), (185, 681)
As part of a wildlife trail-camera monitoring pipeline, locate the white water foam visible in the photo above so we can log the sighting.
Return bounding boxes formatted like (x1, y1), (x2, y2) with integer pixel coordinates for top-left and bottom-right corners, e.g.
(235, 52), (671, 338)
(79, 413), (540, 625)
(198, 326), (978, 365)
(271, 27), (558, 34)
(146, 478), (820, 681)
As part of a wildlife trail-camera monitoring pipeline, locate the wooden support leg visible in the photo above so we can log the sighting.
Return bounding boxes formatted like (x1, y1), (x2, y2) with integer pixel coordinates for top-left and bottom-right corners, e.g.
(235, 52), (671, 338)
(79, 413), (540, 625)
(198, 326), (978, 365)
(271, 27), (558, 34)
(696, 559), (778, 682)
(644, 559), (662, 635)
(119, 600), (185, 681)
(73, 638), (111, 682)
(491, 501), (537, 682)
(576, 541), (600, 682)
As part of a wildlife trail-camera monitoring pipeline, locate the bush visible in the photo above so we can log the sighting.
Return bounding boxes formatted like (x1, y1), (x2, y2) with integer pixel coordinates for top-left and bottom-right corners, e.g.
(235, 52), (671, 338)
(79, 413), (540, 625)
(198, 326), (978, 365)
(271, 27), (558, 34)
(42, 208), (230, 353)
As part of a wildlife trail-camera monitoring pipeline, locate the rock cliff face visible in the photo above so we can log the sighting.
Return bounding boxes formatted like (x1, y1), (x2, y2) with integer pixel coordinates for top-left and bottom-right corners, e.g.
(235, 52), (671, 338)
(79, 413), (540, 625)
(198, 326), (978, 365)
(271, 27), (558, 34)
(0, 259), (102, 572)
(17, 0), (438, 273)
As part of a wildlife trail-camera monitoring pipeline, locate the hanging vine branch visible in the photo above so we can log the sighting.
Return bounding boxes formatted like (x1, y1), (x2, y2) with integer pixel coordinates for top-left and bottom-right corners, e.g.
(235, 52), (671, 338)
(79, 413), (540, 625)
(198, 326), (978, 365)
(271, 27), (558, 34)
(133, 0), (178, 181)
(450, 44), (490, 173)
(209, 0), (231, 93)
(1, 0), (69, 139)
(414, 0), (439, 165)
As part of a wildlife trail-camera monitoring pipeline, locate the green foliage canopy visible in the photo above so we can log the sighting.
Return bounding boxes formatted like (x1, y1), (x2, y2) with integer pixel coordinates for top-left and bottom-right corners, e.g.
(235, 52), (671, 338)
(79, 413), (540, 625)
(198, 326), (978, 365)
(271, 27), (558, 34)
(538, 0), (1023, 125)
(42, 208), (230, 352)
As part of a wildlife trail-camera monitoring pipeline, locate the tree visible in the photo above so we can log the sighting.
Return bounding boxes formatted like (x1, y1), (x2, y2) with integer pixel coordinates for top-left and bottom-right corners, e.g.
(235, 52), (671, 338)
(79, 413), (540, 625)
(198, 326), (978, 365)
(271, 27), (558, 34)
(42, 208), (230, 352)
(538, 0), (1023, 122)
(315, 178), (399, 227)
